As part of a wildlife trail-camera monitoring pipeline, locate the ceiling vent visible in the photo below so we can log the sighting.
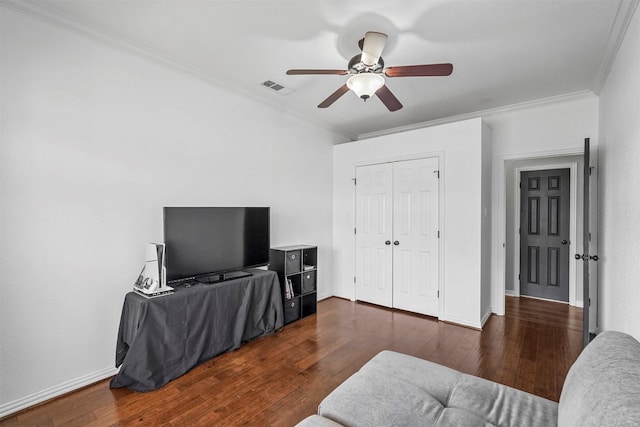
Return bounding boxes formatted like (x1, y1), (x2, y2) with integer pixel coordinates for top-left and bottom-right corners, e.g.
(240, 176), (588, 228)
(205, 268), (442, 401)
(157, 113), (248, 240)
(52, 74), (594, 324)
(260, 80), (294, 95)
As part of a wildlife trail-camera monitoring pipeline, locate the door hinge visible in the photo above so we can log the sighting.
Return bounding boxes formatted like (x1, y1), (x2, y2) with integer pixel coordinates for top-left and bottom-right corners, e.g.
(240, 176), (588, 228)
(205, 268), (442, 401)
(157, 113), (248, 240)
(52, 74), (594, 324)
(519, 181), (522, 188)
(354, 276), (357, 284)
(437, 230), (440, 238)
(437, 290), (440, 298)
(589, 298), (591, 306)
(518, 273), (521, 280)
(518, 227), (521, 235)
(434, 170), (440, 179)
(354, 227), (356, 234)
(353, 178), (357, 185)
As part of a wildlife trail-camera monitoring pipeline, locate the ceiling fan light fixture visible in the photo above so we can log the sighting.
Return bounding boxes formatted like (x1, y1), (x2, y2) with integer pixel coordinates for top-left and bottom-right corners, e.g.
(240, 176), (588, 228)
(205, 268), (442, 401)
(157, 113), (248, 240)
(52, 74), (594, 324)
(361, 31), (388, 66)
(347, 73), (385, 100)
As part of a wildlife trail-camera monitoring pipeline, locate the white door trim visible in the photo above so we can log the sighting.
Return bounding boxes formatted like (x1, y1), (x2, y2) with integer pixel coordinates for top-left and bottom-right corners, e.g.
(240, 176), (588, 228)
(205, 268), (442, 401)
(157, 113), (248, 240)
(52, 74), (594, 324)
(493, 147), (583, 316)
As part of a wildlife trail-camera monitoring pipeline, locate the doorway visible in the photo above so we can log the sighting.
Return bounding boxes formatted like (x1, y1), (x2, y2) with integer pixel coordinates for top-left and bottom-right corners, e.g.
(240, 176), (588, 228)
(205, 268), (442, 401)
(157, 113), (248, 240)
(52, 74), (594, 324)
(505, 155), (584, 307)
(519, 168), (571, 302)
(497, 148), (597, 349)
(354, 157), (440, 317)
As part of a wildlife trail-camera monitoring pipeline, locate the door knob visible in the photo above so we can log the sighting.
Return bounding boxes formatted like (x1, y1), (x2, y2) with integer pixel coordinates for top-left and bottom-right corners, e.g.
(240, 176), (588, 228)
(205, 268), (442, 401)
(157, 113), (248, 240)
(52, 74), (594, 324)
(385, 240), (391, 245)
(575, 254), (585, 260)
(561, 240), (568, 245)
(590, 255), (599, 261)
(393, 241), (400, 245)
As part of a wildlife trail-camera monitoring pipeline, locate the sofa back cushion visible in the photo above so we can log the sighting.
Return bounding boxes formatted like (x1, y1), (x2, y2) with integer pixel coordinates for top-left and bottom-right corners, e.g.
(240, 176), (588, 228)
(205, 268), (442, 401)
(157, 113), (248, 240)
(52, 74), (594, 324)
(558, 331), (640, 426)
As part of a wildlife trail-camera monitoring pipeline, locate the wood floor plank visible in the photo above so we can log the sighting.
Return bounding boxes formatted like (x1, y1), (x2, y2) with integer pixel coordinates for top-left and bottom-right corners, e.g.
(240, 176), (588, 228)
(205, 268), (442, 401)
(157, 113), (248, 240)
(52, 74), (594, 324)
(0, 296), (583, 426)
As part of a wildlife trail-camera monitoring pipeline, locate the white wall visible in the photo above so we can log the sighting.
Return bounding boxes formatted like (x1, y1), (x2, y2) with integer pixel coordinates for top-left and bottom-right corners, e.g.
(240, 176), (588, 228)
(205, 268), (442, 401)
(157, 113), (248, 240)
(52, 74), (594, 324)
(0, 8), (336, 415)
(333, 118), (489, 329)
(598, 6), (640, 339)
(484, 96), (599, 314)
(480, 123), (493, 323)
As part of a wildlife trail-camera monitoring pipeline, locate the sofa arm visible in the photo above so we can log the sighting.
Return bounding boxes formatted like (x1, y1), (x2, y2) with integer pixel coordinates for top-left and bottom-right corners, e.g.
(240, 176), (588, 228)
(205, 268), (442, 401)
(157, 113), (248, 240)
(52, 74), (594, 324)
(558, 331), (640, 426)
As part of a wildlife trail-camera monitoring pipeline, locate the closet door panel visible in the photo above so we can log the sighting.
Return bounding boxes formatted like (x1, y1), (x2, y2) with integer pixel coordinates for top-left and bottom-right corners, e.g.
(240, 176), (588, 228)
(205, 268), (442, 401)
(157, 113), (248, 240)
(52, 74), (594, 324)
(392, 158), (439, 316)
(355, 158), (439, 316)
(355, 163), (393, 307)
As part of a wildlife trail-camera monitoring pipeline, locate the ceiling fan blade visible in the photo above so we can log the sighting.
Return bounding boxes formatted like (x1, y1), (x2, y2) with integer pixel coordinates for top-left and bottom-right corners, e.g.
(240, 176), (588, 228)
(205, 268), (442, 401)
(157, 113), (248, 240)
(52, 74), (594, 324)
(318, 84), (350, 108)
(287, 69), (348, 75)
(376, 85), (403, 112)
(385, 63), (453, 78)
(361, 32), (388, 66)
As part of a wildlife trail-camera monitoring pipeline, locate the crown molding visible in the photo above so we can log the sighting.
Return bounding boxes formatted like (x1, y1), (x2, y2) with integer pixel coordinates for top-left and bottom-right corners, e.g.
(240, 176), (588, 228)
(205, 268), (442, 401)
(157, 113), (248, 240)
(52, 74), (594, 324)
(356, 91), (598, 141)
(592, 0), (639, 94)
(3, 0), (626, 144)
(0, 0), (357, 141)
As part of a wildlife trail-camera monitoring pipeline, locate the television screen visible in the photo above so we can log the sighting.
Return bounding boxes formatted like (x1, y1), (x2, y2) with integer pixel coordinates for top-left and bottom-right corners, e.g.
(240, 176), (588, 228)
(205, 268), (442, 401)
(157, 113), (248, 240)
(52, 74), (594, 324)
(163, 207), (270, 283)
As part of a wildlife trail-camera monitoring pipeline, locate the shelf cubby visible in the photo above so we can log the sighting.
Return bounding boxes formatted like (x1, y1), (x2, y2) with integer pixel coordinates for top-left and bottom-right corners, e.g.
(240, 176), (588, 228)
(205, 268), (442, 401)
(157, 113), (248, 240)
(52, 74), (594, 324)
(269, 245), (317, 324)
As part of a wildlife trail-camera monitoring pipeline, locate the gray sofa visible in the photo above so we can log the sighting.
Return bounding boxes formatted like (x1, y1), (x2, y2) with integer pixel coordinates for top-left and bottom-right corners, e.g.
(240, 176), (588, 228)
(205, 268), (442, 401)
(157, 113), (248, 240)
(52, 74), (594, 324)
(297, 331), (640, 426)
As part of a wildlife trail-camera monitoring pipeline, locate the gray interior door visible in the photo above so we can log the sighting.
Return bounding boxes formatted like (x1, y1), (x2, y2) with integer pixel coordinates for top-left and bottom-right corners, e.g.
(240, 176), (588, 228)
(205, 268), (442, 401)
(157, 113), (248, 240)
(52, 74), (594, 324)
(520, 168), (571, 301)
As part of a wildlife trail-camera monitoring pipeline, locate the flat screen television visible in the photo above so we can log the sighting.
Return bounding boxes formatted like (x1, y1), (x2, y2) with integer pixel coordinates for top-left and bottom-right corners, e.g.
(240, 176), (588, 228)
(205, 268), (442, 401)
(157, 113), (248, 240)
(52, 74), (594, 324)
(163, 207), (270, 284)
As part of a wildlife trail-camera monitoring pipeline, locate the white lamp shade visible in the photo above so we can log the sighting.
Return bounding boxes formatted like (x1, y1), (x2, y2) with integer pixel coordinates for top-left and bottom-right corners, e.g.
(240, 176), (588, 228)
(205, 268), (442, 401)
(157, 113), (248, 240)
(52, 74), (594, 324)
(361, 32), (388, 66)
(347, 73), (385, 99)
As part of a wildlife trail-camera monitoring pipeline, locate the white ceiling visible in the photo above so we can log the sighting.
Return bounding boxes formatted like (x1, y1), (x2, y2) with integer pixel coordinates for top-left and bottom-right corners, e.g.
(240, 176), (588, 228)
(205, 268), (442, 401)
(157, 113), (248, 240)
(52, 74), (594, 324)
(8, 0), (639, 139)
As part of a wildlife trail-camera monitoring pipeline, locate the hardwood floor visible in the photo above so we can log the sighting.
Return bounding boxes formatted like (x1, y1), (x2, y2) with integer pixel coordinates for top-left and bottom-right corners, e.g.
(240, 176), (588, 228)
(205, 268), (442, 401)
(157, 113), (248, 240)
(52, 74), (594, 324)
(1, 296), (583, 426)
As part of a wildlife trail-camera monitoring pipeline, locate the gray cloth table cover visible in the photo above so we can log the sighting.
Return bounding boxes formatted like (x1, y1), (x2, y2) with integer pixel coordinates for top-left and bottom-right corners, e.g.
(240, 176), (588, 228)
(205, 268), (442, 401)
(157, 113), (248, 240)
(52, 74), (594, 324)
(110, 269), (283, 392)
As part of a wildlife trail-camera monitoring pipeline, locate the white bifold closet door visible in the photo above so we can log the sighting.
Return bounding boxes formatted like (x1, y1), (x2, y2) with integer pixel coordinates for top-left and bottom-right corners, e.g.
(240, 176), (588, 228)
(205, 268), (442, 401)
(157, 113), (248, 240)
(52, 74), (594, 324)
(355, 157), (439, 317)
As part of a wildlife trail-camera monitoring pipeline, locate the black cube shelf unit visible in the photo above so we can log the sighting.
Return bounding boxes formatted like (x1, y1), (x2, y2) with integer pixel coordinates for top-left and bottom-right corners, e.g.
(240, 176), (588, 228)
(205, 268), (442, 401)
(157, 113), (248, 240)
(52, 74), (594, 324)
(269, 245), (317, 324)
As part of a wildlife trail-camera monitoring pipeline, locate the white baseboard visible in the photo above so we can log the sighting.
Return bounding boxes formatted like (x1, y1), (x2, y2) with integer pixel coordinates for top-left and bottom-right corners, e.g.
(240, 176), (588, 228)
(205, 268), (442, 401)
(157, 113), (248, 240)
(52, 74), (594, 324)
(0, 366), (118, 419)
(480, 309), (492, 328)
(505, 289), (516, 297)
(441, 314), (483, 330)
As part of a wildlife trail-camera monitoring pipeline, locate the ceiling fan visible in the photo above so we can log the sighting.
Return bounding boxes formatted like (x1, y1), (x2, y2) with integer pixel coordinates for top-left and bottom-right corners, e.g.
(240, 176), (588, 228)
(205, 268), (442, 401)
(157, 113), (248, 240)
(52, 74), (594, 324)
(286, 31), (453, 112)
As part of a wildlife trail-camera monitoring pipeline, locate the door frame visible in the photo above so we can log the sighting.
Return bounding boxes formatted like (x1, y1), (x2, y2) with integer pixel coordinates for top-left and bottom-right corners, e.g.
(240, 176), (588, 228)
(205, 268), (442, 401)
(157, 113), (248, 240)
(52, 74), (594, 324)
(513, 163), (578, 305)
(493, 147), (583, 316)
(352, 151), (444, 319)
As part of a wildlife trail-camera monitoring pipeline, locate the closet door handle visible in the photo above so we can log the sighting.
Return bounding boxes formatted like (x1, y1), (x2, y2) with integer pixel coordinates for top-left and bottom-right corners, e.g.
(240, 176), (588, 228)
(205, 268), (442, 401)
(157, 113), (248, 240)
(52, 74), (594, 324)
(385, 240), (391, 245)
(393, 241), (400, 246)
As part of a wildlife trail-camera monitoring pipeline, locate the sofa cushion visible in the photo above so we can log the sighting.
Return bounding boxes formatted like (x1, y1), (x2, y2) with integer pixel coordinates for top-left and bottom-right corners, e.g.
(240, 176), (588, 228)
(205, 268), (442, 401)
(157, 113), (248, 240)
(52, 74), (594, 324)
(449, 374), (557, 426)
(558, 330), (640, 426)
(318, 350), (557, 427)
(318, 364), (448, 425)
(358, 350), (464, 405)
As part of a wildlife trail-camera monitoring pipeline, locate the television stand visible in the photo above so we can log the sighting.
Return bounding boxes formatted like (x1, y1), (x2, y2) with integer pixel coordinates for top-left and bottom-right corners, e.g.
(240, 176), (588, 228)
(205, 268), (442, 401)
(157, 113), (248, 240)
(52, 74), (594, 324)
(111, 269), (283, 391)
(196, 270), (252, 284)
